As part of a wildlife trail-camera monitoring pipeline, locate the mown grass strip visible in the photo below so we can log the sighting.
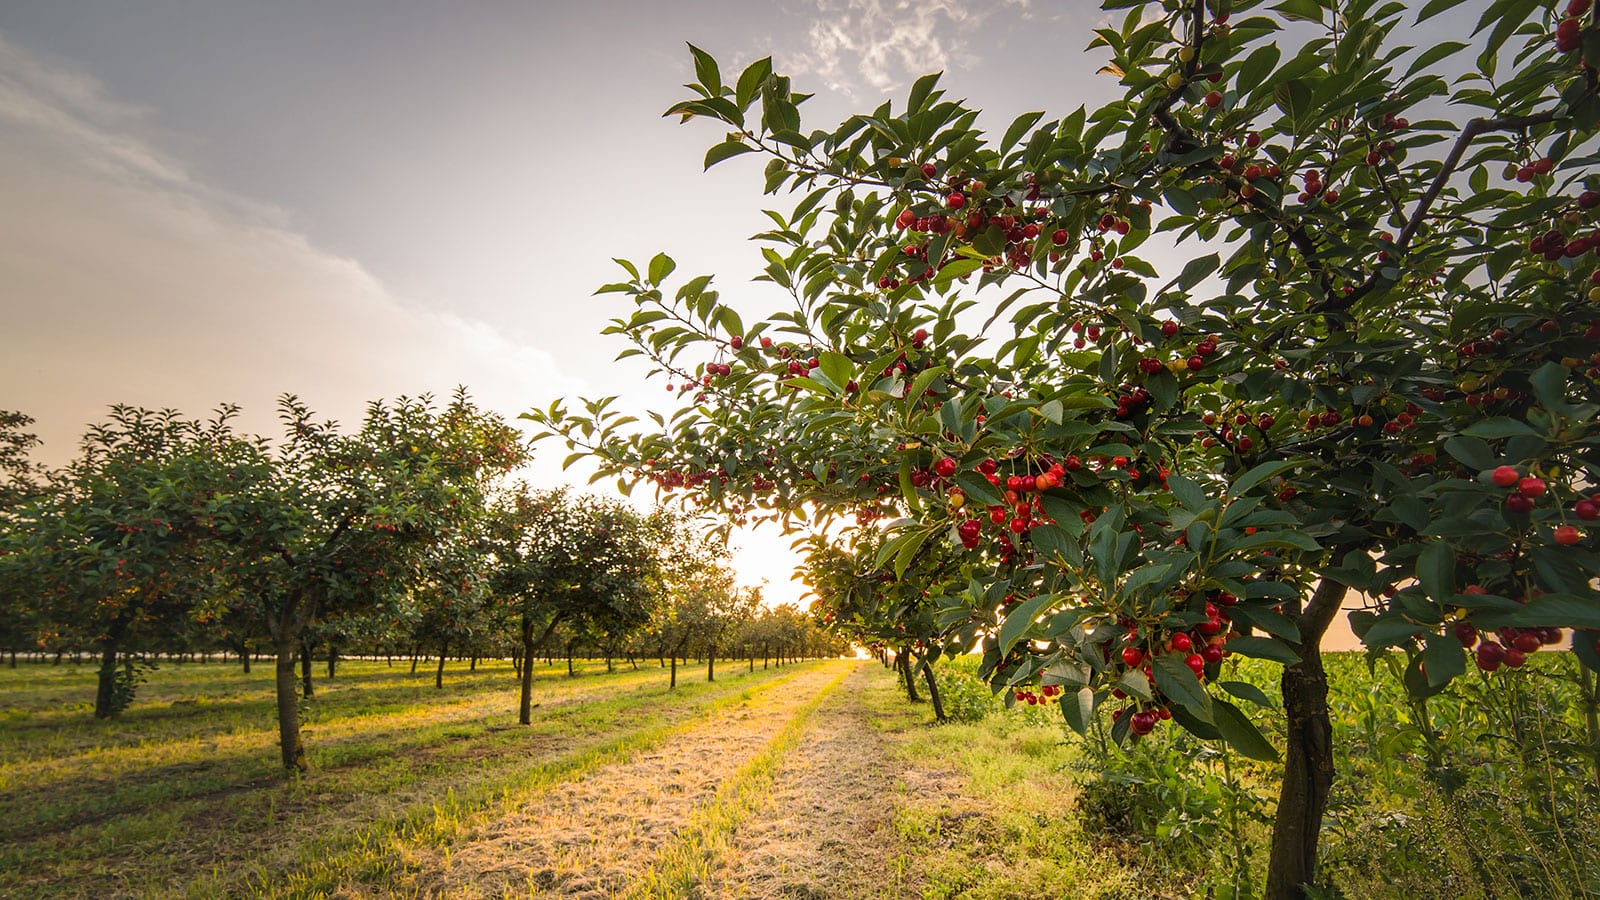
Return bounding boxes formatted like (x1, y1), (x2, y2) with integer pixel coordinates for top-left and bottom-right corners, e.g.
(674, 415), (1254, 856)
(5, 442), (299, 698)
(249, 662), (831, 899)
(622, 663), (854, 899)
(0, 661), (823, 899)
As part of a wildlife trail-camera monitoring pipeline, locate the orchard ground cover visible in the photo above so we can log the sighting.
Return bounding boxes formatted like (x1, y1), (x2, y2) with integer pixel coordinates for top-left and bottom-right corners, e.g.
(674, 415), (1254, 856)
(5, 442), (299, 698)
(5, 649), (1592, 898)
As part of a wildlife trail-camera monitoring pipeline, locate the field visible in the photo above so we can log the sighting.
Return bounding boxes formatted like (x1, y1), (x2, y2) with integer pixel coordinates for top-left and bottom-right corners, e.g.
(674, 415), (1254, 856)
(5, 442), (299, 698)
(1, 652), (1598, 899)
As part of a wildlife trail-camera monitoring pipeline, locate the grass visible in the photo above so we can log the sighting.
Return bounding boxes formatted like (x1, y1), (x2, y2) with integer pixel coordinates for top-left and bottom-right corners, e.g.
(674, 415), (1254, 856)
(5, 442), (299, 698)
(0, 655), (823, 898)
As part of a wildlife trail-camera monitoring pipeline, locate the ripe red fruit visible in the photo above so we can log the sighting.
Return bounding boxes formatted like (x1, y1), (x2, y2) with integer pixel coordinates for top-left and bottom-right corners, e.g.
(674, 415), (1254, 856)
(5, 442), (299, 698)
(1507, 494), (1535, 514)
(1161, 320), (1179, 337)
(1453, 621), (1479, 648)
(1204, 90), (1223, 108)
(1187, 355), (1205, 370)
(1184, 653), (1206, 675)
(1122, 647), (1145, 667)
(958, 520), (981, 542)
(1513, 631), (1543, 654)
(946, 192), (965, 209)
(1558, 17), (1583, 52)
(1051, 229), (1069, 245)
(1170, 633), (1193, 652)
(1575, 499), (1599, 520)
(934, 458), (957, 478)
(1201, 645), (1224, 664)
(1130, 710), (1158, 735)
(1008, 517), (1028, 533)
(1503, 647), (1528, 668)
(1246, 132), (1262, 148)
(1475, 641), (1505, 671)
(1555, 524), (1583, 545)
(1490, 465), (1520, 488)
(1518, 476), (1546, 497)
(1571, 0), (1592, 16)
(920, 162), (937, 178)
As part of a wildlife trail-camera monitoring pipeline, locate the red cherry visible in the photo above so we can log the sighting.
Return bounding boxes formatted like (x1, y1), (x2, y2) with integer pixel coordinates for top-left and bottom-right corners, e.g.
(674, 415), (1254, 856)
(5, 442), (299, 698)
(1170, 633), (1193, 652)
(1507, 494), (1535, 514)
(1184, 653), (1206, 675)
(1555, 524), (1583, 545)
(920, 162), (937, 178)
(946, 192), (965, 209)
(1453, 621), (1479, 648)
(1122, 647), (1145, 667)
(1490, 465), (1520, 487)
(1130, 710), (1158, 735)
(1513, 631), (1543, 654)
(1204, 91), (1223, 109)
(1575, 499), (1599, 521)
(1201, 645), (1224, 664)
(1518, 477), (1546, 497)
(1503, 647), (1528, 668)
(1475, 641), (1505, 671)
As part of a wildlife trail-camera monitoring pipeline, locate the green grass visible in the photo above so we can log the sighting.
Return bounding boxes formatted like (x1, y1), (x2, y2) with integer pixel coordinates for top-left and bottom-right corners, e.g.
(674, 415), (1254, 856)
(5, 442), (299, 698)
(0, 655), (822, 898)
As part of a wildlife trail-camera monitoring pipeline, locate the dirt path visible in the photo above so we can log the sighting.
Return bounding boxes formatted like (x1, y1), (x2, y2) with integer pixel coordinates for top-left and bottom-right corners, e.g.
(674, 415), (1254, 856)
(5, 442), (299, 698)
(705, 662), (959, 900)
(407, 662), (855, 898)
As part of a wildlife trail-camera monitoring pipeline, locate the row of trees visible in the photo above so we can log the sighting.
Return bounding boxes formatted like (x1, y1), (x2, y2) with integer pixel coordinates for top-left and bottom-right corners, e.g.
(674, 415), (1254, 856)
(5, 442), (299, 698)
(0, 398), (842, 769)
(528, 1), (1600, 896)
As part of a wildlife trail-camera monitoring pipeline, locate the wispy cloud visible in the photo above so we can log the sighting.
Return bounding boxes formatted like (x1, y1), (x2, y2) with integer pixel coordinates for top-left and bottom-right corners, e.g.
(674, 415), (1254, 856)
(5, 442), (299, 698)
(0, 31), (580, 463)
(786, 0), (1031, 95)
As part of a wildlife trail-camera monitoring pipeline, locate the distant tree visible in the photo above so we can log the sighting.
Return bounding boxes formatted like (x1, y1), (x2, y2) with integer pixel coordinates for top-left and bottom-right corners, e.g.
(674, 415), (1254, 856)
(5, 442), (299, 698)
(480, 485), (663, 724)
(7, 406), (267, 715)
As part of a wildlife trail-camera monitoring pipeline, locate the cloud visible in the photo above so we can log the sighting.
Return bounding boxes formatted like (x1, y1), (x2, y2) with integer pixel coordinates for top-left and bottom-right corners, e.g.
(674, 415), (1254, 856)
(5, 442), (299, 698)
(0, 31), (581, 465)
(786, 0), (1031, 95)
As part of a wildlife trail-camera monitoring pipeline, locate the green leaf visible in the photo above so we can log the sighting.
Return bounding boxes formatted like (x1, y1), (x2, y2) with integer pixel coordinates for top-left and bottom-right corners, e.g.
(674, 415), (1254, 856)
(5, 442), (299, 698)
(1152, 653), (1213, 724)
(1213, 698), (1280, 761)
(704, 140), (754, 169)
(735, 57), (773, 108)
(1416, 0), (1458, 21)
(1225, 636), (1301, 665)
(647, 252), (676, 285)
(688, 43), (721, 94)
(1461, 418), (1539, 439)
(907, 71), (941, 113)
(1416, 541), (1454, 603)
(933, 258), (984, 286)
(1422, 633), (1466, 688)
(999, 592), (1056, 655)
(1061, 686), (1096, 736)
(1177, 252), (1221, 290)
(1220, 680), (1274, 707)
(1001, 111), (1046, 154)
(1230, 460), (1298, 498)
(1271, 0), (1323, 24)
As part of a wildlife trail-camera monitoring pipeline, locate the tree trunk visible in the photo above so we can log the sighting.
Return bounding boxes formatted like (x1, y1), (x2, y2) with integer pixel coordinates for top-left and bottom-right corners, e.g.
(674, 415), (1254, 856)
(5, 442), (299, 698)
(520, 620), (537, 725)
(435, 641), (448, 689)
(670, 655), (677, 689)
(895, 650), (921, 702)
(299, 641), (314, 699)
(1265, 577), (1348, 900)
(470, 653), (477, 672)
(326, 645), (338, 679)
(410, 647), (420, 674)
(241, 644), (252, 674)
(707, 647), (716, 682)
(93, 641), (119, 719)
(920, 658), (947, 722)
(567, 650), (574, 677)
(274, 636), (307, 771)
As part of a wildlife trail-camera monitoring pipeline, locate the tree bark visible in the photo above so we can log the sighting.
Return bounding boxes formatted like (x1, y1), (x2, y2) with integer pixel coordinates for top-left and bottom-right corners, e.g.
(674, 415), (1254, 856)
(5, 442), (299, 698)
(275, 635), (307, 771)
(670, 654), (678, 689)
(920, 658), (947, 722)
(299, 641), (314, 699)
(707, 647), (716, 682)
(93, 640), (119, 719)
(519, 612), (564, 725)
(897, 649), (921, 703)
(240, 643), (252, 674)
(1266, 577), (1348, 900)
(326, 645), (338, 679)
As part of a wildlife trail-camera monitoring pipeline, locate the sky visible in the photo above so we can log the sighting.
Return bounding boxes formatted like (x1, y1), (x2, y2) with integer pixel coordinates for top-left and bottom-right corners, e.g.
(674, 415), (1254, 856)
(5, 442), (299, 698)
(0, 0), (1480, 638)
(0, 0), (1113, 608)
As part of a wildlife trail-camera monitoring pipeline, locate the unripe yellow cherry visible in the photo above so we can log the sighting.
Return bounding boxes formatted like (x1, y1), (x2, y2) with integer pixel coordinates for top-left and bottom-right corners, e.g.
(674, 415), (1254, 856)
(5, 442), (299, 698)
(1167, 72), (1186, 89)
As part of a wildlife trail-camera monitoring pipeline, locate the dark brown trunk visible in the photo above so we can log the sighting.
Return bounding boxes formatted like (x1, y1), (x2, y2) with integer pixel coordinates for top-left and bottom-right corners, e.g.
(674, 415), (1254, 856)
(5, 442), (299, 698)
(1265, 576), (1347, 900)
(275, 636), (307, 771)
(326, 646), (337, 679)
(299, 642), (313, 698)
(920, 658), (947, 722)
(93, 641), (118, 719)
(670, 654), (677, 689)
(240, 644), (251, 674)
(435, 641), (448, 689)
(707, 647), (716, 682)
(897, 650), (921, 702)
